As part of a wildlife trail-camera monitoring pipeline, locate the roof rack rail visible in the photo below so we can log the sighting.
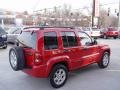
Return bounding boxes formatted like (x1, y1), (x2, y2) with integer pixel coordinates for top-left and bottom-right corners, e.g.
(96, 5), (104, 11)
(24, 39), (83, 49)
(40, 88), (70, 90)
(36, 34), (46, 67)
(24, 26), (75, 30)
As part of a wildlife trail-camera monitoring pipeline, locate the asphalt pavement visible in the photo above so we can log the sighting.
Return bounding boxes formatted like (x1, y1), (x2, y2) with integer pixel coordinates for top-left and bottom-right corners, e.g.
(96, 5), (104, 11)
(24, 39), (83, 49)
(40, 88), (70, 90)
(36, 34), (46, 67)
(0, 39), (120, 90)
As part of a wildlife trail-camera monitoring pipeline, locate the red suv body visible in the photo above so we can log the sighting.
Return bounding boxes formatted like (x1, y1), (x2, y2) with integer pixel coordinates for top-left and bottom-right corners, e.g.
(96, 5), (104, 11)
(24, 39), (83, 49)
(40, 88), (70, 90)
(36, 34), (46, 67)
(9, 27), (110, 88)
(103, 27), (119, 39)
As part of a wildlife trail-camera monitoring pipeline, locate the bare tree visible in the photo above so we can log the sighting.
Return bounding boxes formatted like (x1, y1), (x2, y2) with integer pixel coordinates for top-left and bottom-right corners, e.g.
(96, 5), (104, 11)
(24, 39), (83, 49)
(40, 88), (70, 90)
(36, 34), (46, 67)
(98, 9), (118, 28)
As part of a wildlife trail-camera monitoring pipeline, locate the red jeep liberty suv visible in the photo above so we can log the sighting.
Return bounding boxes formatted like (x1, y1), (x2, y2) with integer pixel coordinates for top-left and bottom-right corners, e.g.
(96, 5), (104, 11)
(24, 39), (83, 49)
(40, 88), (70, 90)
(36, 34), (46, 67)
(9, 26), (110, 88)
(103, 27), (119, 39)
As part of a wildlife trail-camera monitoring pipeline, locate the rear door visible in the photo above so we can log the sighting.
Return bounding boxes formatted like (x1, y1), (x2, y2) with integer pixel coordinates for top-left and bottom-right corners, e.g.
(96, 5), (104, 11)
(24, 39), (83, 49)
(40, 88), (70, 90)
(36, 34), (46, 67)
(60, 31), (82, 70)
(78, 32), (100, 66)
(43, 31), (62, 64)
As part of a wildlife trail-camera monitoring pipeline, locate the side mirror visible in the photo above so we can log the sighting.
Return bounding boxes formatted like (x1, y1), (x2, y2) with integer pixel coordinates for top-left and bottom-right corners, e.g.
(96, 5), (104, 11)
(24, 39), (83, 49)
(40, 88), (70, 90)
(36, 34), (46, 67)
(93, 39), (98, 45)
(91, 38), (97, 45)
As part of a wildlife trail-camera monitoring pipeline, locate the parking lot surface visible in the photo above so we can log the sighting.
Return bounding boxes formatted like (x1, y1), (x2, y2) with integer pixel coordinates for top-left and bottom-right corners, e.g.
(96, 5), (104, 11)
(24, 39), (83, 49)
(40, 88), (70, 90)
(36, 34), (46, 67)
(0, 39), (120, 90)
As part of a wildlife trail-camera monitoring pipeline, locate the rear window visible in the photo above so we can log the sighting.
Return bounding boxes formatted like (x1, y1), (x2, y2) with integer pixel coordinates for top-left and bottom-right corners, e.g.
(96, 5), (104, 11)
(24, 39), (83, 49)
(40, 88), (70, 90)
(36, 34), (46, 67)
(108, 28), (117, 31)
(82, 27), (90, 31)
(17, 32), (36, 49)
(92, 28), (99, 31)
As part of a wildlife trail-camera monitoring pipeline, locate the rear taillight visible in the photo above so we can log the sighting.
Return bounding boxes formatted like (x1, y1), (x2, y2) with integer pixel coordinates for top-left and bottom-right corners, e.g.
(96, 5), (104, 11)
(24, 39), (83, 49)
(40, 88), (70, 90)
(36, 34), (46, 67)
(34, 52), (42, 65)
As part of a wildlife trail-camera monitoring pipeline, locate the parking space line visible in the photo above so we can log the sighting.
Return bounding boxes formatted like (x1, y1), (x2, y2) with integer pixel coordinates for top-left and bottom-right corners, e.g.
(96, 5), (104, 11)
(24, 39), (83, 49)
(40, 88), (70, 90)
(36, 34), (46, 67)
(107, 70), (120, 72)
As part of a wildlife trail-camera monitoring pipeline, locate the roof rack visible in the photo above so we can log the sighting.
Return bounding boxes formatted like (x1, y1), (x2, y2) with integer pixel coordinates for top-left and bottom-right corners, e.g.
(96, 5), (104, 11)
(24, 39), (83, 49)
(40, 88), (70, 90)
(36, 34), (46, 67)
(24, 26), (75, 30)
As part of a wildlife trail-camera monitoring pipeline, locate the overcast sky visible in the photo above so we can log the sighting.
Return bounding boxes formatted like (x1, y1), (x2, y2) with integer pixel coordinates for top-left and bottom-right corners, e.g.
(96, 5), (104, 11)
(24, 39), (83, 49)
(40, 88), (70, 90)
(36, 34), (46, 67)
(0, 0), (119, 13)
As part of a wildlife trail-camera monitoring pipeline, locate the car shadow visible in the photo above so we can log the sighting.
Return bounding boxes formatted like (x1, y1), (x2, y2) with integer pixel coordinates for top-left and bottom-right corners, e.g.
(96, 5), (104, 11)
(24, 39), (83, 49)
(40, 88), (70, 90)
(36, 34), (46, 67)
(17, 64), (100, 89)
(68, 64), (100, 79)
(0, 47), (7, 50)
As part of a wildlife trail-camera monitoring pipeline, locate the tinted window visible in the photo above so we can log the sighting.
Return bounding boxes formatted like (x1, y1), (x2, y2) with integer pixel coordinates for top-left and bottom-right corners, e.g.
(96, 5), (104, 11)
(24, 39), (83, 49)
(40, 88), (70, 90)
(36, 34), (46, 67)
(78, 32), (92, 46)
(108, 28), (117, 31)
(61, 32), (68, 47)
(44, 32), (58, 50)
(61, 32), (77, 47)
(17, 32), (36, 49)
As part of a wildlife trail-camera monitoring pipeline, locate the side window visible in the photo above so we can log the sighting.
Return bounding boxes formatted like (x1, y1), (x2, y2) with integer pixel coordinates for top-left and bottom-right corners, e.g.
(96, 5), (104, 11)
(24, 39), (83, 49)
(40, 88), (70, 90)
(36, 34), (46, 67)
(78, 32), (92, 46)
(61, 32), (68, 47)
(61, 31), (77, 47)
(44, 32), (58, 50)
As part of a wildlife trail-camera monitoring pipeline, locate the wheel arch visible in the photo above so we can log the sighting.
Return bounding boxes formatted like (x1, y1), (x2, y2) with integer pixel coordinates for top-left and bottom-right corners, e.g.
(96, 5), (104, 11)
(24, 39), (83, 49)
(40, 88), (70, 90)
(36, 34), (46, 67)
(46, 57), (71, 77)
(103, 49), (110, 55)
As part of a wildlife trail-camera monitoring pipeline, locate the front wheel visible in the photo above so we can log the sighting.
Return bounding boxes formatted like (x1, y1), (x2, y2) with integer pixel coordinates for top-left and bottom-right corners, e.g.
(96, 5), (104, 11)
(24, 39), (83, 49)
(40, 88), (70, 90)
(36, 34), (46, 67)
(98, 52), (110, 68)
(49, 64), (68, 88)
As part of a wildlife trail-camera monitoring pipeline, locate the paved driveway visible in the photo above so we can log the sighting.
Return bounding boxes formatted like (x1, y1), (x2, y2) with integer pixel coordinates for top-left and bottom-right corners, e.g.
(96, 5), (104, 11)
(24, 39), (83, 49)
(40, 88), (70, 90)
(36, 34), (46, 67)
(0, 39), (120, 90)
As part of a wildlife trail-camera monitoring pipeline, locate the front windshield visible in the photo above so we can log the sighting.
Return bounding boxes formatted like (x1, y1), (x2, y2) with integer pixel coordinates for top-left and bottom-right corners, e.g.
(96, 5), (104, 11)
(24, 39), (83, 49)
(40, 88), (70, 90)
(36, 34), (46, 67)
(0, 27), (6, 35)
(7, 27), (22, 34)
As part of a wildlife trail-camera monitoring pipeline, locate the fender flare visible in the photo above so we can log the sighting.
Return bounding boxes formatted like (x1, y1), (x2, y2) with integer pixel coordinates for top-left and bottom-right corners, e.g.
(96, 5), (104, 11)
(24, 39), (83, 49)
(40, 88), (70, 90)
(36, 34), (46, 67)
(45, 56), (71, 77)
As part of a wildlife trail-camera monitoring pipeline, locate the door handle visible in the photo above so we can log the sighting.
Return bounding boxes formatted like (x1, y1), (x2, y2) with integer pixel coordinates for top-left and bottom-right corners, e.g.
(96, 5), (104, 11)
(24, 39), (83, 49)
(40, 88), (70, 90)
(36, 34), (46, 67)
(82, 47), (89, 50)
(63, 49), (70, 53)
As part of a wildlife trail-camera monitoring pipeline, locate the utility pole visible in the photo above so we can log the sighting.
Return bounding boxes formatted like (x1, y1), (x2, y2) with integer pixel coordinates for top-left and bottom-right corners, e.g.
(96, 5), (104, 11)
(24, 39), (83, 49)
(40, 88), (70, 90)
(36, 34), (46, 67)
(92, 0), (95, 27)
(92, 0), (99, 28)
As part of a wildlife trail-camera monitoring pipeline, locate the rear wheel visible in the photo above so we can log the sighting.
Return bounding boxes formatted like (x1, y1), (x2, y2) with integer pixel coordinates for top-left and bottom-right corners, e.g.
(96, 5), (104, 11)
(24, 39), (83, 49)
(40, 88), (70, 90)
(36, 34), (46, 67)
(103, 35), (108, 39)
(9, 47), (25, 71)
(49, 64), (68, 88)
(98, 52), (110, 68)
(113, 36), (117, 39)
(119, 35), (120, 39)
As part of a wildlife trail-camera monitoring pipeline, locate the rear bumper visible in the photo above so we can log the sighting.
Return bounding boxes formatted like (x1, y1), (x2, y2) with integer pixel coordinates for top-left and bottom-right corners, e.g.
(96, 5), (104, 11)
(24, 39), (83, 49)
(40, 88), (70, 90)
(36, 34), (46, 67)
(22, 64), (48, 78)
(106, 34), (118, 37)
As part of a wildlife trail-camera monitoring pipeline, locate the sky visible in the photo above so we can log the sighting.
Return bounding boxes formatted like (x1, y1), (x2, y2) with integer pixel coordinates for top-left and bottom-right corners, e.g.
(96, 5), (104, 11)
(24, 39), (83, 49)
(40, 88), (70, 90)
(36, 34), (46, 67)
(0, 0), (119, 13)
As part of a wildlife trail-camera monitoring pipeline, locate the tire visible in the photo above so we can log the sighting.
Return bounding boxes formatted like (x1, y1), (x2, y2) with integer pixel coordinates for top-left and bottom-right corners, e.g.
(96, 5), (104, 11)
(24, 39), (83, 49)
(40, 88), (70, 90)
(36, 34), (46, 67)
(119, 36), (120, 39)
(103, 35), (107, 39)
(14, 41), (19, 46)
(2, 43), (7, 49)
(113, 37), (117, 39)
(9, 47), (25, 71)
(98, 52), (110, 68)
(49, 64), (68, 88)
